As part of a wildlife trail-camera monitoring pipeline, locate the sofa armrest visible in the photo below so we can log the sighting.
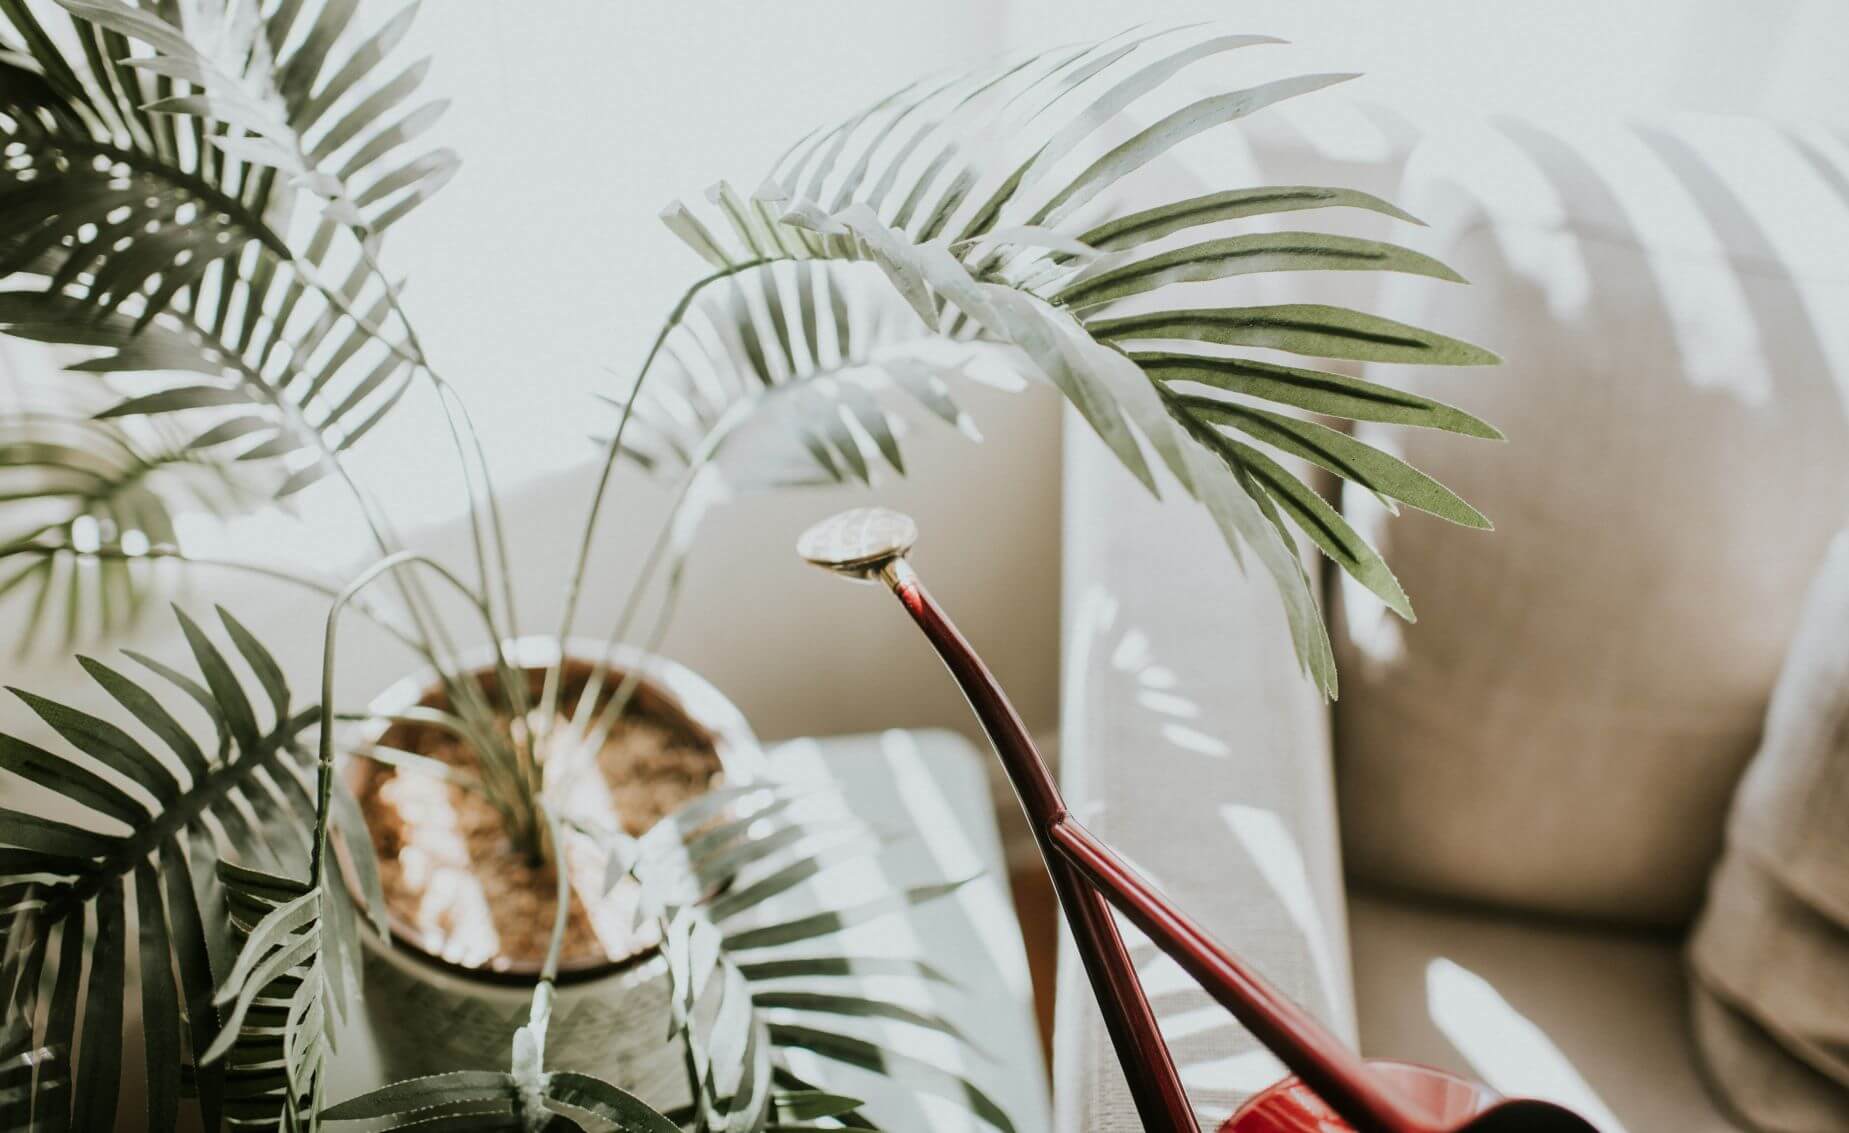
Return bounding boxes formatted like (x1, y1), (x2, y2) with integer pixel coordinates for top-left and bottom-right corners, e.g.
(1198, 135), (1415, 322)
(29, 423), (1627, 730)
(1054, 410), (1353, 1131)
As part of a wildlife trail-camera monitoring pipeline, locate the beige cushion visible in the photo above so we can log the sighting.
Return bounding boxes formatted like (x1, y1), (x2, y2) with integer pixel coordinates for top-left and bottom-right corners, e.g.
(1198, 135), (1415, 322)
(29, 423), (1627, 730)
(1690, 985), (1849, 1133)
(1720, 532), (1849, 925)
(1348, 889), (1739, 1132)
(1331, 117), (1849, 925)
(1687, 534), (1849, 1128)
(1692, 858), (1849, 1084)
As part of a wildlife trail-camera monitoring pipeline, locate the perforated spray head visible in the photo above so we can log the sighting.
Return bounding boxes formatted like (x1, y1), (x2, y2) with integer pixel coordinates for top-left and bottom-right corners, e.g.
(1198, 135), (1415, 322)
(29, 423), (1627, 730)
(796, 507), (918, 582)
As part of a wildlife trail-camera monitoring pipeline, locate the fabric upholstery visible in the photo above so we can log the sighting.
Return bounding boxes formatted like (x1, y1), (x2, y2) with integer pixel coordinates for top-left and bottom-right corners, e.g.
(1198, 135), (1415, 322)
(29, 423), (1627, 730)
(1050, 103), (1415, 1129)
(1055, 416), (1353, 1132)
(1716, 533), (1849, 925)
(1687, 534), (1849, 1129)
(1348, 890), (1738, 1132)
(1054, 108), (1849, 1127)
(1690, 985), (1849, 1133)
(1693, 857), (1849, 1086)
(1330, 117), (1849, 925)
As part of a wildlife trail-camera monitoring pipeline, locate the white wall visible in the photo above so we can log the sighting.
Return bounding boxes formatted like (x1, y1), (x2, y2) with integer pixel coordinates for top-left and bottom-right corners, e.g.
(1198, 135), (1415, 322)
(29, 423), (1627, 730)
(1, 0), (1066, 757)
(6, 0), (1847, 754)
(1001, 0), (1849, 127)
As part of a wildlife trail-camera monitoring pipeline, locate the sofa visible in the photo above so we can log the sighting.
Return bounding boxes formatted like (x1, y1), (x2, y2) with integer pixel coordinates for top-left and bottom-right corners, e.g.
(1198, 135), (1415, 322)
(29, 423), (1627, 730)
(1053, 110), (1849, 1131)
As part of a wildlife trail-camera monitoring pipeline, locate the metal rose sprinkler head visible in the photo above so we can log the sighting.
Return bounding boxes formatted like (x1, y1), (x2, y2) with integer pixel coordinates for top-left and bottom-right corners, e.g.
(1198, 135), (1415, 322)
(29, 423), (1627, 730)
(798, 508), (1598, 1133)
(796, 506), (918, 584)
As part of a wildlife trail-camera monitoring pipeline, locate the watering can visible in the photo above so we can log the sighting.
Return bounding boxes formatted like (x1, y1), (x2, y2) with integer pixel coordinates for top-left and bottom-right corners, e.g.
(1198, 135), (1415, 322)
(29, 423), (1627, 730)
(799, 508), (1599, 1133)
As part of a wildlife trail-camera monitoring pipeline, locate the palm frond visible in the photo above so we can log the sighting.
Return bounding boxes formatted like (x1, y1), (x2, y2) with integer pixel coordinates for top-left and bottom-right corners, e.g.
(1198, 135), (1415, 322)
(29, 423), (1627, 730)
(605, 259), (1006, 493)
(0, 0), (453, 498)
(633, 784), (1008, 1133)
(0, 368), (271, 652)
(656, 26), (1503, 697)
(49, 0), (459, 235)
(0, 972), (65, 1133)
(661, 907), (780, 1132)
(0, 604), (364, 1130)
(199, 859), (332, 1131)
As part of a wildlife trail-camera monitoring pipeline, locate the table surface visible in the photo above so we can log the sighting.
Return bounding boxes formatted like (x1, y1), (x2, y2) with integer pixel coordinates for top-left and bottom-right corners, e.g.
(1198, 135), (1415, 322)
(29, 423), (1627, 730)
(325, 727), (1051, 1133)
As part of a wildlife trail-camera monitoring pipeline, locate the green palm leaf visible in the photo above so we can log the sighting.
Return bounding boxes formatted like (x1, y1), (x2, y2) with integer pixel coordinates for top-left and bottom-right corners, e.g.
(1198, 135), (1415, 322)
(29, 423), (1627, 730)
(0, 605), (364, 1130)
(0, 0), (451, 499)
(0, 372), (269, 653)
(51, 0), (459, 235)
(201, 859), (332, 1131)
(0, 1040), (60, 1133)
(633, 785), (1005, 1133)
(651, 26), (1503, 697)
(604, 259), (1001, 493)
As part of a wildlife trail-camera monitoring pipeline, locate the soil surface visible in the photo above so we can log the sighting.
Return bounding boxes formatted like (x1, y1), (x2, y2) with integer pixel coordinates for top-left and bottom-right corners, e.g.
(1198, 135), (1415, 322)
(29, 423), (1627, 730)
(352, 660), (723, 972)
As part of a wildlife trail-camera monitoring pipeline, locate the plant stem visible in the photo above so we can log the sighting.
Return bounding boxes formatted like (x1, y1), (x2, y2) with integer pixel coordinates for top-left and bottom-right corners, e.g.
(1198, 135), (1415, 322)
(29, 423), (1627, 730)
(565, 390), (759, 748)
(564, 469), (694, 740)
(313, 551), (531, 882)
(267, 193), (505, 720)
(538, 803), (571, 984)
(348, 239), (522, 653)
(294, 202), (541, 844)
(584, 556), (685, 756)
(193, 303), (467, 696)
(288, 255), (525, 743)
(329, 239), (536, 769)
(537, 259), (769, 730)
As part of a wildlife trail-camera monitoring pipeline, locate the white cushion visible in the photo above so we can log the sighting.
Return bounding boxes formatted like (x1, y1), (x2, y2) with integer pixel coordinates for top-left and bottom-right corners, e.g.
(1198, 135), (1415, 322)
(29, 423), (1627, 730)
(1332, 116), (1849, 925)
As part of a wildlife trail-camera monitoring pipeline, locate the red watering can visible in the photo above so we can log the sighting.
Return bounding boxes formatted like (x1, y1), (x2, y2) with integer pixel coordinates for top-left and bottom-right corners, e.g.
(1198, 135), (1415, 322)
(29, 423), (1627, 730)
(799, 508), (1598, 1133)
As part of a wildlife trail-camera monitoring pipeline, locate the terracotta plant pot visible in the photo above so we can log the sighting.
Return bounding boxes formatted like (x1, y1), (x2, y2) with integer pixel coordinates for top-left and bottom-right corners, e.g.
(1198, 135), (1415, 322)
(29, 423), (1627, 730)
(339, 637), (765, 1108)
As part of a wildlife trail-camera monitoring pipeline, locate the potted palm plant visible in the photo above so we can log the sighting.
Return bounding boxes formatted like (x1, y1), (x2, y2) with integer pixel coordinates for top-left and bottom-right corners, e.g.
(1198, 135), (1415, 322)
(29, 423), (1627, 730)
(0, 4), (1498, 1130)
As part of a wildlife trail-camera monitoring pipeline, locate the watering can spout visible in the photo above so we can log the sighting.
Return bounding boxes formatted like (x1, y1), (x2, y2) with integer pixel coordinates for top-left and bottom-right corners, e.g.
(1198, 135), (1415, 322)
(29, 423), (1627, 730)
(796, 506), (918, 583)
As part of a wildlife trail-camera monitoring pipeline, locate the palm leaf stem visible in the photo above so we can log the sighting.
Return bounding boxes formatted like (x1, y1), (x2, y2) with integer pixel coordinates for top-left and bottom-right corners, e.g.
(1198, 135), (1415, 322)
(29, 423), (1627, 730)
(537, 257), (771, 730)
(300, 235), (532, 738)
(348, 238), (521, 679)
(565, 386), (762, 745)
(569, 329), (880, 747)
(187, 299), (506, 731)
(314, 550), (539, 877)
(232, 273), (508, 743)
(231, 98), (511, 688)
(584, 557), (683, 757)
(235, 266), (502, 725)
(34, 705), (320, 928)
(573, 458), (707, 753)
(537, 804), (570, 984)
